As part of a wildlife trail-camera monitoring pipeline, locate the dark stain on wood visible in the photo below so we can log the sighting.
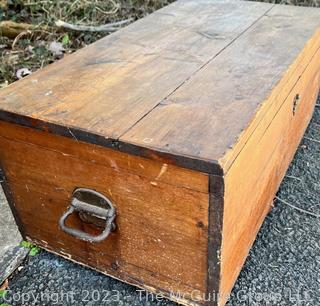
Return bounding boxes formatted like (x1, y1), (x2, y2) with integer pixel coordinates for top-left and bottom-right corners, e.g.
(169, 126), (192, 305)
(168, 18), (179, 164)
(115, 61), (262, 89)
(207, 175), (224, 306)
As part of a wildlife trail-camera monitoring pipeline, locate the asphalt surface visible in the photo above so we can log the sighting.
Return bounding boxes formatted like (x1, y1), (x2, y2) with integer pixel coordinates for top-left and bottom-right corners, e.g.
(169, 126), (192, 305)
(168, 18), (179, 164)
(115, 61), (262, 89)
(1, 95), (319, 306)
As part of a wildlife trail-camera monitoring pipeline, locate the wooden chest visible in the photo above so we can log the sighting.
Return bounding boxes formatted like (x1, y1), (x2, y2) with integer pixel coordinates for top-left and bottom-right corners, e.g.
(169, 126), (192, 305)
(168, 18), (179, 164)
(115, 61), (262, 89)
(0, 1), (319, 305)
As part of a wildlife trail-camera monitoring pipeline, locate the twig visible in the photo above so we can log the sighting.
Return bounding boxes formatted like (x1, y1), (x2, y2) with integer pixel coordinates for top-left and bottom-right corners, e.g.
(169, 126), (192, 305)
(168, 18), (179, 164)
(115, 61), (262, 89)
(304, 136), (320, 144)
(12, 30), (32, 50)
(0, 21), (33, 38)
(95, 5), (118, 15)
(285, 175), (302, 182)
(275, 196), (320, 218)
(95, 0), (120, 15)
(55, 18), (133, 32)
(40, 59), (45, 69)
(24, 1), (51, 5)
(0, 20), (52, 38)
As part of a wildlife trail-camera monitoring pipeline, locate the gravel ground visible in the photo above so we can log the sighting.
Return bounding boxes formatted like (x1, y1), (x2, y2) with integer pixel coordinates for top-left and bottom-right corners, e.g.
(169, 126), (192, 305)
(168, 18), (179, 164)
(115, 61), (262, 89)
(1, 95), (319, 306)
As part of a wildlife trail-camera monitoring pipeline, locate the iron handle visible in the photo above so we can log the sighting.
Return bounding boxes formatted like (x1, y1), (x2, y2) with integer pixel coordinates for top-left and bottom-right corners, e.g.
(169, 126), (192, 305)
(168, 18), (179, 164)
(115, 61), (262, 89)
(59, 188), (116, 243)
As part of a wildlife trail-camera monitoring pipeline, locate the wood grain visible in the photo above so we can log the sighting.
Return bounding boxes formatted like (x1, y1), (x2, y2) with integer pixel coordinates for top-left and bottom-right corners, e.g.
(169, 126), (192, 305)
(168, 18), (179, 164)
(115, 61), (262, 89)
(0, 2), (320, 306)
(0, 0), (271, 138)
(0, 0), (273, 173)
(219, 46), (320, 303)
(123, 5), (320, 166)
(0, 121), (208, 193)
(0, 123), (209, 304)
(220, 27), (320, 171)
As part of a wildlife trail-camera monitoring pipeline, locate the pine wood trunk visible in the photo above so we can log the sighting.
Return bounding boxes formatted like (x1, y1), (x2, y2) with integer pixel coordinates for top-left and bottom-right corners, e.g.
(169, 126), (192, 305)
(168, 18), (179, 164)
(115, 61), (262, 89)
(0, 1), (319, 305)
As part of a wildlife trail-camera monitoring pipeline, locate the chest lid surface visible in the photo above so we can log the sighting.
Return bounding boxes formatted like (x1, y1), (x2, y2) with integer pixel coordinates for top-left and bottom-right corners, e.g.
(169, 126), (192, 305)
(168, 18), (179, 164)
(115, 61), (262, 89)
(0, 0), (319, 175)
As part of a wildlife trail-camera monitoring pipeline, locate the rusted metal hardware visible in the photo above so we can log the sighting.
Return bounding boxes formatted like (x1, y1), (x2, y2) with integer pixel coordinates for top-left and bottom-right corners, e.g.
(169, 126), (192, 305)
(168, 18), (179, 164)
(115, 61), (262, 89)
(59, 188), (116, 243)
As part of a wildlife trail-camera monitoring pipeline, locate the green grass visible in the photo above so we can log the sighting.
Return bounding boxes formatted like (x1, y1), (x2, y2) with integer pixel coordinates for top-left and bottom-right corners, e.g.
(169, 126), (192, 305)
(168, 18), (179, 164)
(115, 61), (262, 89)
(20, 240), (41, 256)
(0, 290), (7, 298)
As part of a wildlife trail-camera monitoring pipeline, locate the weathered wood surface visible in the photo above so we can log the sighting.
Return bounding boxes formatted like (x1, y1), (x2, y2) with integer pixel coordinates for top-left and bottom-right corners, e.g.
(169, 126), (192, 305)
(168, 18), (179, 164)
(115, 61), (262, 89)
(0, 121), (209, 304)
(0, 1), (319, 174)
(220, 47), (320, 303)
(0, 1), (320, 306)
(0, 0), (273, 174)
(123, 4), (320, 169)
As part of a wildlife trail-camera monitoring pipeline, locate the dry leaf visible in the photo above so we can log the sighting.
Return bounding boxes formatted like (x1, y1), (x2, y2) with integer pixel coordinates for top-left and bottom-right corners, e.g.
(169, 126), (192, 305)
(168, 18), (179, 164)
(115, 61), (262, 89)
(16, 68), (32, 79)
(48, 41), (65, 56)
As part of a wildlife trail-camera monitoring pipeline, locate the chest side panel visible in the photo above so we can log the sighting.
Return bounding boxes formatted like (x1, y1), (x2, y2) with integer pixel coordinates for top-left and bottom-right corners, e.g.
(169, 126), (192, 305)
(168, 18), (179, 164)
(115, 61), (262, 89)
(220, 39), (320, 300)
(0, 122), (209, 304)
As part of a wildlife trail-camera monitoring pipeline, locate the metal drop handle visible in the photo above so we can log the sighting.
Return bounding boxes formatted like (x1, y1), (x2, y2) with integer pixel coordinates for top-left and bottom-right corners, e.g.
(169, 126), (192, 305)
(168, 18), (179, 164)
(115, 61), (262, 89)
(59, 188), (116, 243)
